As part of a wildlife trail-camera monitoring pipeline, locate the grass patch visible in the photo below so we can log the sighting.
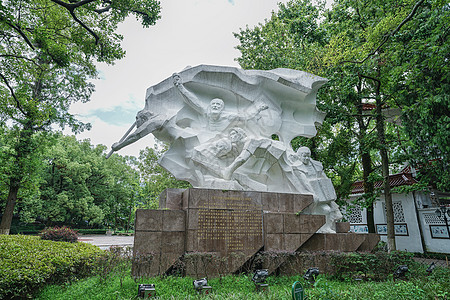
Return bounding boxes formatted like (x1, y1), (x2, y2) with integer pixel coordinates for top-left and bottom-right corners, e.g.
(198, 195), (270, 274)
(35, 267), (450, 300)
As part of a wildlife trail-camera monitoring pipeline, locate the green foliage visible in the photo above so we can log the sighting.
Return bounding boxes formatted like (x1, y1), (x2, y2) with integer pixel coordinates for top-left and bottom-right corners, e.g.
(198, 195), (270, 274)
(0, 235), (104, 299)
(137, 144), (191, 209)
(0, 0), (161, 232)
(40, 226), (78, 243)
(234, 0), (450, 229)
(330, 251), (415, 281)
(13, 134), (141, 229)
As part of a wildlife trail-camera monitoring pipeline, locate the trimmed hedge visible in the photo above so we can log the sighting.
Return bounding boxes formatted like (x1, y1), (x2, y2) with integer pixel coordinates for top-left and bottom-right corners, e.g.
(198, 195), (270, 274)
(76, 229), (108, 235)
(0, 235), (104, 299)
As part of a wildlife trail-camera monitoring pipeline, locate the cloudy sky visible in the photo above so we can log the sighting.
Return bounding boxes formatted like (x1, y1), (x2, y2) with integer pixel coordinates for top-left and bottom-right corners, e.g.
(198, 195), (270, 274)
(69, 0), (288, 157)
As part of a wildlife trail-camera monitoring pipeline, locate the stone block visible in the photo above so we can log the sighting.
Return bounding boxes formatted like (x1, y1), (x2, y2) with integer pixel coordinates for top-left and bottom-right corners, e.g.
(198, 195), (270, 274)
(293, 194), (314, 212)
(132, 252), (161, 278)
(135, 209), (163, 231)
(284, 234), (302, 251)
(265, 233), (283, 251)
(279, 193), (295, 213)
(335, 222), (350, 233)
(299, 233), (325, 251)
(162, 210), (186, 232)
(190, 188), (216, 209)
(161, 231), (185, 253)
(357, 233), (380, 251)
(159, 188), (185, 210)
(133, 231), (161, 254)
(185, 230), (199, 252)
(186, 209), (199, 230)
(284, 214), (325, 234)
(264, 213), (284, 234)
(262, 192), (279, 212)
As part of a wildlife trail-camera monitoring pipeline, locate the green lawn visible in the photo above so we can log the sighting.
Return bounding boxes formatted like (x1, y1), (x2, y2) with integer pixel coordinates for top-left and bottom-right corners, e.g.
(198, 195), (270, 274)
(35, 270), (449, 300)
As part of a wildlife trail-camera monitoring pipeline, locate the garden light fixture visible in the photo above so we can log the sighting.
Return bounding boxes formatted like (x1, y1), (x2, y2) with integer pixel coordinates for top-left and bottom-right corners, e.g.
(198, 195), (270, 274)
(138, 284), (156, 298)
(393, 265), (408, 280)
(193, 278), (212, 294)
(252, 269), (269, 292)
(303, 267), (319, 283)
(426, 262), (436, 276)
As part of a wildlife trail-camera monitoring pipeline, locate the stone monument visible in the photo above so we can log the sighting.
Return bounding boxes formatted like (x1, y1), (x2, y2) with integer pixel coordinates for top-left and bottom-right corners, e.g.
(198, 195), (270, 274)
(109, 65), (379, 277)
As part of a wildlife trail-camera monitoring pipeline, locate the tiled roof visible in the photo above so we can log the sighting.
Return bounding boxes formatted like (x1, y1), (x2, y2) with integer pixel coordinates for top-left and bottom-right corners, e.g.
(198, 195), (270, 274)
(351, 172), (418, 194)
(362, 103), (376, 111)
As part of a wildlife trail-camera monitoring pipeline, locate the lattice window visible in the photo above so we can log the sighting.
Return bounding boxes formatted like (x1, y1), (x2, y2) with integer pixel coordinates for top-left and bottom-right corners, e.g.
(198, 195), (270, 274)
(423, 213), (445, 225)
(393, 202), (405, 223)
(382, 202), (405, 223)
(348, 205), (363, 224)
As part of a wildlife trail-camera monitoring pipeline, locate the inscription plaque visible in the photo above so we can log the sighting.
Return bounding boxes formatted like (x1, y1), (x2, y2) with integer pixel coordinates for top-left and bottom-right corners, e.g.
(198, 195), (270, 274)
(195, 194), (263, 254)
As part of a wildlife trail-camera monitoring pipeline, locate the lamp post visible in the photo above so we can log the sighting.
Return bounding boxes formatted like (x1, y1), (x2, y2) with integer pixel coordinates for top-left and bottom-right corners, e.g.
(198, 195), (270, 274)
(435, 205), (450, 238)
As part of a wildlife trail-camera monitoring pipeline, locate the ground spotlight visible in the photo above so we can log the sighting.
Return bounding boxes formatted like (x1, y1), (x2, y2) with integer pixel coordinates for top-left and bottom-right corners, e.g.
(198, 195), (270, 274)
(193, 277), (212, 294)
(138, 284), (155, 298)
(303, 267), (319, 283)
(426, 262), (436, 276)
(393, 265), (408, 280)
(252, 269), (269, 292)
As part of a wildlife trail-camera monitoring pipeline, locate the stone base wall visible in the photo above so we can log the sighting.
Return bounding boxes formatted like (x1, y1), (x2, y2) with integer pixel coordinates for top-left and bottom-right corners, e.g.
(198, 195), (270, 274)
(132, 188), (379, 278)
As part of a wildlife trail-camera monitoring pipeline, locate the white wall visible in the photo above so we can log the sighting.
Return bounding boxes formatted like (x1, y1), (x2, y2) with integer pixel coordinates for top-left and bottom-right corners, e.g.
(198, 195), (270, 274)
(418, 208), (450, 253)
(347, 192), (424, 253)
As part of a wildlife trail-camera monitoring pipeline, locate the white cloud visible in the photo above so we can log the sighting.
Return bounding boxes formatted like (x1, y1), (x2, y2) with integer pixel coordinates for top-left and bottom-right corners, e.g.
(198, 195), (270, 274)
(70, 0), (287, 157)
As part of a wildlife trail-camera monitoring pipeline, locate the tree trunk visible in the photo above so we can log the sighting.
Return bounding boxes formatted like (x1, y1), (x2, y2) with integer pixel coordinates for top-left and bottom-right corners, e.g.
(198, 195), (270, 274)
(0, 123), (34, 235)
(0, 183), (20, 235)
(356, 79), (375, 233)
(375, 80), (396, 251)
(361, 151), (375, 233)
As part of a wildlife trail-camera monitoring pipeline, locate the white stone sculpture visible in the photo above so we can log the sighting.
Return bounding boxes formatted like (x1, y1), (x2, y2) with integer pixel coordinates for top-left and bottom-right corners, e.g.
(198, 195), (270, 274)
(288, 147), (343, 233)
(109, 65), (342, 232)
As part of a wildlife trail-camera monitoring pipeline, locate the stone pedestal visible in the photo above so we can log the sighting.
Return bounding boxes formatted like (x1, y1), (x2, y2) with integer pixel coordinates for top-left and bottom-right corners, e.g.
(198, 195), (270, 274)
(132, 188), (378, 277)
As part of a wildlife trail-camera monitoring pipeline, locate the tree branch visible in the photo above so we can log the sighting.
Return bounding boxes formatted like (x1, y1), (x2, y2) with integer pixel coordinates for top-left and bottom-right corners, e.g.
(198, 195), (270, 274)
(0, 17), (35, 50)
(0, 72), (28, 116)
(49, 0), (100, 44)
(70, 10), (100, 44)
(358, 72), (380, 85)
(49, 0), (97, 9)
(0, 54), (41, 67)
(94, 5), (111, 14)
(341, 0), (425, 64)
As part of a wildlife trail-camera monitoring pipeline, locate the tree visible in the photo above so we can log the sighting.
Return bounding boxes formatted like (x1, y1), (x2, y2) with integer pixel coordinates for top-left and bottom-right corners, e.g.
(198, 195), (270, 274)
(234, 0), (376, 227)
(0, 0), (161, 234)
(390, 1), (450, 191)
(15, 134), (141, 229)
(136, 144), (191, 209)
(235, 0), (448, 251)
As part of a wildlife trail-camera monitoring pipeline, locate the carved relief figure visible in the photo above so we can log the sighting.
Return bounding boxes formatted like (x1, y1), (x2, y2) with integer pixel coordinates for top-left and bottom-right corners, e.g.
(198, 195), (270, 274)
(108, 109), (168, 156)
(173, 73), (268, 133)
(289, 147), (343, 233)
(108, 65), (342, 231)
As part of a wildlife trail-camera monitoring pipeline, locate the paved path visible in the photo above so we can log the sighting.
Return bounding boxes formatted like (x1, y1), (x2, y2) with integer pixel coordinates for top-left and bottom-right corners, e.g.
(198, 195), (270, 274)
(78, 234), (134, 250)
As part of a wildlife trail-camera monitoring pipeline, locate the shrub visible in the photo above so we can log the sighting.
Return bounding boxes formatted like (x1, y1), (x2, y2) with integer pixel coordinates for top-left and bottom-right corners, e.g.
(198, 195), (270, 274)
(330, 251), (416, 281)
(0, 235), (105, 299)
(40, 226), (78, 243)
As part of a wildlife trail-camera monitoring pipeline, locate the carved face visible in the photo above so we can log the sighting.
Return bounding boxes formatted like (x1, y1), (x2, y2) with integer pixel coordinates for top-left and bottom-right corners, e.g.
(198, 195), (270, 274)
(173, 74), (181, 85)
(136, 110), (153, 127)
(229, 130), (241, 143)
(297, 151), (311, 165)
(209, 98), (224, 113)
(213, 139), (231, 157)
